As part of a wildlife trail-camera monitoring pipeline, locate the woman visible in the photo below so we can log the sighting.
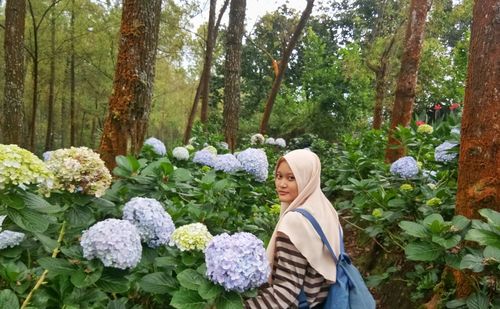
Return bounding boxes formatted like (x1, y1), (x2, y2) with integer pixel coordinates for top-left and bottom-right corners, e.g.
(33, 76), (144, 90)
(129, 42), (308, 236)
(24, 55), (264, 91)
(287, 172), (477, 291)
(245, 149), (342, 308)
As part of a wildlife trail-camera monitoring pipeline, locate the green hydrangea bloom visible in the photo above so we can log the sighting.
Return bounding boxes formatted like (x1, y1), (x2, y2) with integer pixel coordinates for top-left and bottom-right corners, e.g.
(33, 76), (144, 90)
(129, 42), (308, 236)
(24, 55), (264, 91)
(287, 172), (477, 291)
(399, 184), (414, 192)
(426, 197), (442, 207)
(269, 204), (281, 216)
(203, 145), (217, 155)
(45, 147), (111, 197)
(417, 124), (434, 134)
(372, 208), (384, 218)
(169, 223), (213, 251)
(0, 144), (54, 191)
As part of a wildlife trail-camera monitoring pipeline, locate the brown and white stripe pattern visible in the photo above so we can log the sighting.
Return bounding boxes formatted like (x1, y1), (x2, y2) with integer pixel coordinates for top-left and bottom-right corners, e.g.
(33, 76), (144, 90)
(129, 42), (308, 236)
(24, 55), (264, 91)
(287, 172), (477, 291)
(245, 235), (331, 308)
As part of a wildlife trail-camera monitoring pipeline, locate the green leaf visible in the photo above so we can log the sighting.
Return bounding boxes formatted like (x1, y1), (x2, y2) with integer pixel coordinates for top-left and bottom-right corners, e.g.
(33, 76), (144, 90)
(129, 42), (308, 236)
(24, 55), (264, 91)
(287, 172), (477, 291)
(0, 289), (19, 309)
(170, 288), (206, 309)
(201, 171), (216, 185)
(96, 270), (130, 293)
(465, 229), (500, 247)
(181, 254), (199, 266)
(66, 206), (95, 227)
(466, 292), (490, 309)
(399, 221), (429, 238)
(214, 179), (230, 192)
(139, 272), (177, 294)
(177, 269), (205, 290)
(160, 162), (174, 175)
(387, 198), (406, 208)
(70, 266), (102, 288)
(22, 192), (64, 214)
(478, 208), (500, 227)
(106, 299), (127, 309)
(115, 156), (138, 173)
(405, 242), (443, 261)
(423, 213), (444, 227)
(7, 208), (49, 233)
(34, 233), (58, 253)
(173, 168), (193, 182)
(37, 257), (75, 275)
(198, 280), (223, 300)
(216, 291), (243, 309)
(460, 254), (484, 272)
(446, 299), (466, 308)
(483, 246), (500, 261)
(91, 197), (115, 208)
(432, 235), (461, 249)
(155, 256), (178, 268)
(451, 215), (471, 231)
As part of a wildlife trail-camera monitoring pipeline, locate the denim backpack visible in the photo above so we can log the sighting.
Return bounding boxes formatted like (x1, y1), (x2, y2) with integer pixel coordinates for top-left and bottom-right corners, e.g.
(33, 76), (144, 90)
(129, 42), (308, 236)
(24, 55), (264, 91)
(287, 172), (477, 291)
(293, 208), (376, 309)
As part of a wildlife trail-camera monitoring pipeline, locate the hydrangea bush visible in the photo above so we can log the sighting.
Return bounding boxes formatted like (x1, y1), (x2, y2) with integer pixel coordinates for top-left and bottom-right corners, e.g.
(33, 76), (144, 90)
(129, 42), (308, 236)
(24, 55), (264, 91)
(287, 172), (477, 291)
(44, 146), (111, 197)
(205, 232), (270, 292)
(80, 218), (142, 269)
(122, 197), (175, 248)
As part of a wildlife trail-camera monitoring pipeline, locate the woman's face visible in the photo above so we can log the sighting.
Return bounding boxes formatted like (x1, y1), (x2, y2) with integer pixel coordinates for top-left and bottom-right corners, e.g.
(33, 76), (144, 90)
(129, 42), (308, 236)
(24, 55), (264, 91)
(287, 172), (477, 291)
(275, 160), (299, 204)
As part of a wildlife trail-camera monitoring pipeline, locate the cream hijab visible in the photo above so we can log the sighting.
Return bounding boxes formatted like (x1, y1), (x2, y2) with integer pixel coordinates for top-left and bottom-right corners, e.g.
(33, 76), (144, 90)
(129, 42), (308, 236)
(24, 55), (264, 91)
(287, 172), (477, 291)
(267, 149), (341, 282)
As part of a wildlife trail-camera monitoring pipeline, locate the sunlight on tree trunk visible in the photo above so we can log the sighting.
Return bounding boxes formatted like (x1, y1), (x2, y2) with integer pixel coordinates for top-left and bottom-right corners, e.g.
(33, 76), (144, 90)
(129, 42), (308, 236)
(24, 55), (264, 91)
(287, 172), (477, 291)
(454, 0), (499, 298)
(99, 0), (162, 169)
(2, 0), (26, 145)
(385, 0), (431, 162)
(259, 0), (314, 135)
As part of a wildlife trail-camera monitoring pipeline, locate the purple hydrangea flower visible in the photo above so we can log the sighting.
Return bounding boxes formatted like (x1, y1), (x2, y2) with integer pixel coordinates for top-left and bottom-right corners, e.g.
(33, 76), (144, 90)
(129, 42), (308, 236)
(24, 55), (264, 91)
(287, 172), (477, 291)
(237, 148), (269, 182)
(205, 232), (270, 292)
(435, 141), (458, 162)
(390, 156), (419, 179)
(214, 154), (242, 173)
(122, 197), (175, 248)
(193, 150), (216, 167)
(80, 219), (142, 269)
(144, 137), (166, 156)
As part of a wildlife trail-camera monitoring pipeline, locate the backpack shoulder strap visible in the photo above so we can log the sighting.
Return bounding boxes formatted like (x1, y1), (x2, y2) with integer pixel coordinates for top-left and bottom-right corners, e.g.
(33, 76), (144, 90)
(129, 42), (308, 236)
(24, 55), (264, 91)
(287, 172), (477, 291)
(292, 208), (342, 264)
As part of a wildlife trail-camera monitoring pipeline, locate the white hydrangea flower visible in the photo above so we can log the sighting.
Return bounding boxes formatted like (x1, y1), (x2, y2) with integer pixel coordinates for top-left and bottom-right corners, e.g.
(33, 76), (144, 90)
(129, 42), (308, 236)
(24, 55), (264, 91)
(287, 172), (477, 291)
(265, 137), (276, 145)
(122, 197), (175, 248)
(81, 219), (142, 269)
(275, 138), (286, 148)
(172, 146), (189, 161)
(203, 145), (217, 155)
(250, 134), (265, 145)
(169, 223), (213, 251)
(144, 137), (166, 156)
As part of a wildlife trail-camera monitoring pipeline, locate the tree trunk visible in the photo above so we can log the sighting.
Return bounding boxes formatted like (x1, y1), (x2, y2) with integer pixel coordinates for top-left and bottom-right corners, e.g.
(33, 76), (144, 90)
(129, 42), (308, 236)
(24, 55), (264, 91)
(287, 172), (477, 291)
(454, 0), (499, 297)
(70, 0), (76, 146)
(60, 58), (70, 148)
(222, 0), (246, 152)
(28, 0), (39, 151)
(99, 0), (162, 170)
(183, 0), (229, 144)
(259, 0), (314, 134)
(2, 0), (26, 145)
(385, 0), (430, 163)
(45, 3), (56, 151)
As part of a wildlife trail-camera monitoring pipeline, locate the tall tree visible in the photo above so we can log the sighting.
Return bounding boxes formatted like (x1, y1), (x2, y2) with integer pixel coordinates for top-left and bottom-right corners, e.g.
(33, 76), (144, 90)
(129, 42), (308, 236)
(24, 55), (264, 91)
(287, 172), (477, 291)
(99, 0), (162, 169)
(2, 0), (26, 145)
(454, 0), (499, 298)
(70, 0), (76, 146)
(385, 0), (431, 162)
(183, 0), (229, 144)
(259, 0), (314, 134)
(222, 0), (246, 151)
(44, 0), (57, 151)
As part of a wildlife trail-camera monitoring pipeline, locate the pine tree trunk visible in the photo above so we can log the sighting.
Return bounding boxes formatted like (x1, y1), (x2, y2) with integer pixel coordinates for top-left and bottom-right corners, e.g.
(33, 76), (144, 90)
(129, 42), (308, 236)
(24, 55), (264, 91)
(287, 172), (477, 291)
(99, 0), (162, 169)
(385, 0), (430, 162)
(2, 0), (26, 145)
(259, 0), (314, 134)
(45, 4), (56, 151)
(223, 0), (246, 151)
(454, 0), (499, 297)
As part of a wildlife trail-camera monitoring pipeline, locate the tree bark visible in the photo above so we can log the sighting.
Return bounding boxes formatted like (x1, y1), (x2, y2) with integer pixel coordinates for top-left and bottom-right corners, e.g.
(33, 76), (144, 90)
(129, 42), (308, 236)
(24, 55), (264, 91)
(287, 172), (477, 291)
(454, 0), (499, 297)
(385, 0), (431, 162)
(259, 0), (314, 134)
(223, 0), (246, 152)
(45, 2), (56, 151)
(99, 0), (162, 170)
(2, 0), (26, 145)
(183, 0), (229, 144)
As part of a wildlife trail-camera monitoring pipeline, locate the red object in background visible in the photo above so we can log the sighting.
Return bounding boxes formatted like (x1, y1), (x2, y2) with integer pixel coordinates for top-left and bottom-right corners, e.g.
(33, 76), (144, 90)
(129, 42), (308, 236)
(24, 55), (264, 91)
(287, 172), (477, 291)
(450, 103), (460, 110)
(434, 104), (443, 110)
(416, 120), (426, 126)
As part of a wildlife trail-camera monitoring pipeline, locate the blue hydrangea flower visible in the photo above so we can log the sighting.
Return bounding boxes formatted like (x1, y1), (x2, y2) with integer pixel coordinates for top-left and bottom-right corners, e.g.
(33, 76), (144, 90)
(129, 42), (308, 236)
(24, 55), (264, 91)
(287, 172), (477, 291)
(0, 230), (25, 250)
(205, 232), (270, 292)
(390, 156), (419, 179)
(237, 148), (269, 182)
(450, 127), (460, 135)
(173, 146), (189, 161)
(435, 141), (458, 162)
(144, 137), (166, 156)
(80, 219), (142, 269)
(122, 197), (175, 248)
(193, 150), (216, 167)
(42, 151), (52, 161)
(214, 154), (242, 173)
(275, 138), (286, 148)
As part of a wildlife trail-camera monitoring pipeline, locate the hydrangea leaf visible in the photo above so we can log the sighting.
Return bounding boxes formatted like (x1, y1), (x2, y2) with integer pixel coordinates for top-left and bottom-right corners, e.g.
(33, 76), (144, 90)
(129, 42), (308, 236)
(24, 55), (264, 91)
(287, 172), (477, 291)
(172, 168), (192, 182)
(70, 265), (103, 288)
(399, 221), (428, 238)
(478, 208), (500, 227)
(170, 288), (206, 309)
(465, 292), (490, 309)
(460, 254), (484, 272)
(7, 208), (49, 233)
(215, 291), (243, 309)
(95, 269), (130, 293)
(177, 269), (206, 290)
(0, 289), (19, 309)
(139, 272), (177, 294)
(465, 229), (500, 247)
(198, 280), (223, 300)
(405, 242), (443, 261)
(37, 257), (75, 275)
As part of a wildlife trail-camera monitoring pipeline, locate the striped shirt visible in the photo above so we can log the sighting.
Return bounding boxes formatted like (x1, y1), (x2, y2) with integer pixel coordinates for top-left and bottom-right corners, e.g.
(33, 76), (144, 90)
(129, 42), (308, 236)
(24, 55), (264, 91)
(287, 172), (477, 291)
(245, 234), (331, 308)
